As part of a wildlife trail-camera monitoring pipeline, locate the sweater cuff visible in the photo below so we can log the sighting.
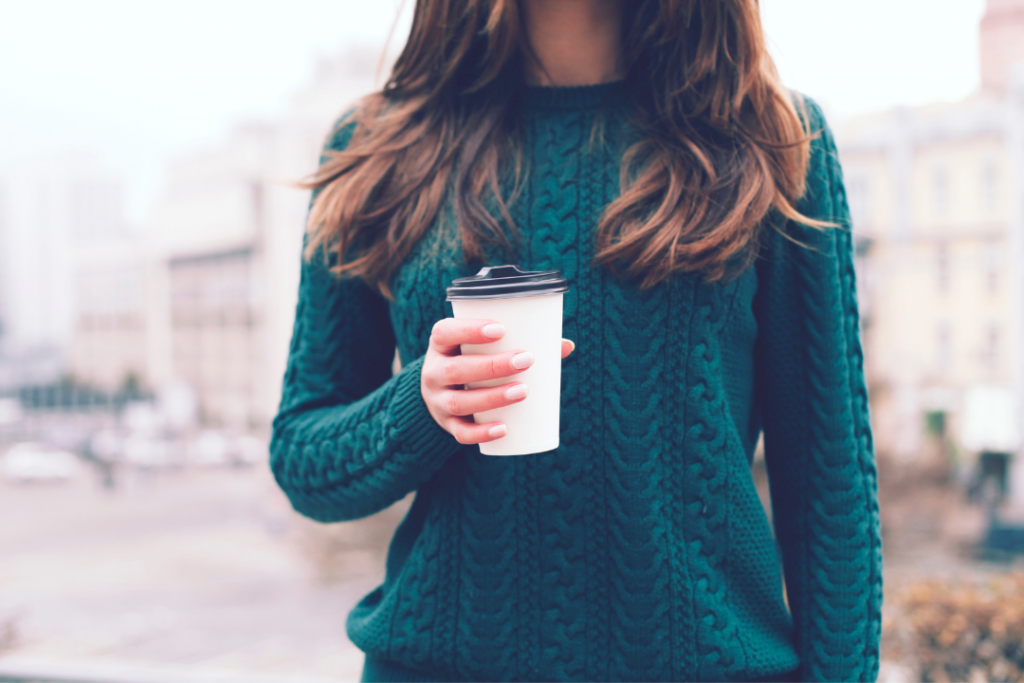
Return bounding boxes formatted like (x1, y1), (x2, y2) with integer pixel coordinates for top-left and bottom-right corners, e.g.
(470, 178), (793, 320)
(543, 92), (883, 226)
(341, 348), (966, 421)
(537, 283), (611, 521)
(388, 355), (463, 469)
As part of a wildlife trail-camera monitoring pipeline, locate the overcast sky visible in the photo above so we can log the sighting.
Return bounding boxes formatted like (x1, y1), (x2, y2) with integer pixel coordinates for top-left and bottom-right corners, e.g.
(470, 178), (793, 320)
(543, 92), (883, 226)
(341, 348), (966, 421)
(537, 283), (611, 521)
(0, 0), (987, 223)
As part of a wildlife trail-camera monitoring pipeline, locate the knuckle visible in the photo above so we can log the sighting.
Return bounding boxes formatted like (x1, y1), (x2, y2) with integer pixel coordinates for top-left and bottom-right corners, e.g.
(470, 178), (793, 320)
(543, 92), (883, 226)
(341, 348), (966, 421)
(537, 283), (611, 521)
(442, 390), (462, 416)
(422, 360), (436, 385)
(441, 359), (461, 384)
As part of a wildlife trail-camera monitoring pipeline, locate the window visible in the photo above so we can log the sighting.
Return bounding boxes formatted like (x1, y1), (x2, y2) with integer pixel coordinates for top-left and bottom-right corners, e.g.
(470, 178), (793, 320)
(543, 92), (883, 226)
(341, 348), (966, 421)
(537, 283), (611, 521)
(936, 241), (950, 294)
(847, 174), (870, 228)
(0, 183), (7, 340)
(985, 323), (1000, 372)
(982, 159), (997, 213)
(933, 166), (949, 215)
(937, 322), (952, 372)
(985, 238), (999, 294)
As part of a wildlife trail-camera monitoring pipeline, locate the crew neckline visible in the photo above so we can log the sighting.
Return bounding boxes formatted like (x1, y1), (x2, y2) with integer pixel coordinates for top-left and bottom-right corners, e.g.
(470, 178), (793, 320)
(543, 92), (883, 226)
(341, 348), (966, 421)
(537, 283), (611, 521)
(520, 80), (624, 112)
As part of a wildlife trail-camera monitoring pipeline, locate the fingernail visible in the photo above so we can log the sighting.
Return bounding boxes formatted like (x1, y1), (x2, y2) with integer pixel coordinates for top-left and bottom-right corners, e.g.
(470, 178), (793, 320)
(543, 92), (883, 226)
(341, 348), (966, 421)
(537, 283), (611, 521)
(504, 384), (529, 401)
(482, 323), (505, 339)
(510, 352), (535, 370)
(563, 339), (575, 353)
(489, 424), (507, 438)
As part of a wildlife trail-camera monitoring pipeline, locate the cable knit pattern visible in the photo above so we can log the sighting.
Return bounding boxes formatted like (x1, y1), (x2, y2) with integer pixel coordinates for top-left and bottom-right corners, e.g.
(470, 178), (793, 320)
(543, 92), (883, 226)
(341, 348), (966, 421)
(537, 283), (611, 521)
(529, 113), (591, 682)
(270, 83), (882, 682)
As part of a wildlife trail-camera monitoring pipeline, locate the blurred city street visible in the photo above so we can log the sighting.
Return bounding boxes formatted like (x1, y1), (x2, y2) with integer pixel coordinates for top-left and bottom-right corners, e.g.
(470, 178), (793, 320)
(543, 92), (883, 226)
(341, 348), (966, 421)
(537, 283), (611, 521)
(3, 0), (1024, 680)
(2, 451), (1020, 682)
(0, 464), (383, 682)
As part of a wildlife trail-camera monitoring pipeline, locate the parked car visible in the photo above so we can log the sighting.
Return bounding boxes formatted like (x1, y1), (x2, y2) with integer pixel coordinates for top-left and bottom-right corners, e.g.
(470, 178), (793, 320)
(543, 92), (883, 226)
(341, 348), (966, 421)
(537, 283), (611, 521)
(1, 443), (82, 483)
(232, 435), (268, 467)
(189, 430), (230, 467)
(123, 434), (174, 469)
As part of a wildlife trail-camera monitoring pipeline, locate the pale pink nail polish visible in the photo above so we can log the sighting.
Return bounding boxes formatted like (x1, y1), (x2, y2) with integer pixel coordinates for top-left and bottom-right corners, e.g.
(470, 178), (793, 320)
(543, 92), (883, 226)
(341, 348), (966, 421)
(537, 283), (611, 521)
(504, 384), (529, 401)
(510, 352), (535, 370)
(482, 323), (506, 339)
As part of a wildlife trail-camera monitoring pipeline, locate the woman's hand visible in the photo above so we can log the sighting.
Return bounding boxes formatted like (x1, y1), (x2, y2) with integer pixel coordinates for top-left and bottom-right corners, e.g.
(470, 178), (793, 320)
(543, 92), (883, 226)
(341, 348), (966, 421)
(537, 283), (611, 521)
(421, 318), (576, 445)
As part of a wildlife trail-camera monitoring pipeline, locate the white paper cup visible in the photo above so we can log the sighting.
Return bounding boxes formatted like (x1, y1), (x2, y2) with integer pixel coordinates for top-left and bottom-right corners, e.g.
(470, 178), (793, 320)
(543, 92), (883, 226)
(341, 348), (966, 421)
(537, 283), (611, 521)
(447, 266), (569, 456)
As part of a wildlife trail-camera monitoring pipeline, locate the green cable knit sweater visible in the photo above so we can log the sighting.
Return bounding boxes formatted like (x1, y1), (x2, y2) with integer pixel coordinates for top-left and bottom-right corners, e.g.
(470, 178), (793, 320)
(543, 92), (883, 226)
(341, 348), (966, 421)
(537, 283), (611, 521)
(270, 83), (882, 682)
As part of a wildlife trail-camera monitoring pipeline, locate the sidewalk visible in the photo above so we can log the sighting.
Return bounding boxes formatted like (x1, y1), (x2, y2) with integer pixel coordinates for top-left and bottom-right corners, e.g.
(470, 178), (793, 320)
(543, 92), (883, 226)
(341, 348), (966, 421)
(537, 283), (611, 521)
(0, 655), (351, 683)
(0, 467), (376, 682)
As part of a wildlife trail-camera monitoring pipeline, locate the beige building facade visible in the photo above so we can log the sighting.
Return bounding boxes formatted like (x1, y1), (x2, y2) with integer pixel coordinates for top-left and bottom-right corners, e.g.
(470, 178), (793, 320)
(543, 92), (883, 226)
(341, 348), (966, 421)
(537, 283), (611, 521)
(66, 48), (379, 428)
(838, 0), (1024, 467)
(70, 238), (152, 391)
(168, 246), (264, 428)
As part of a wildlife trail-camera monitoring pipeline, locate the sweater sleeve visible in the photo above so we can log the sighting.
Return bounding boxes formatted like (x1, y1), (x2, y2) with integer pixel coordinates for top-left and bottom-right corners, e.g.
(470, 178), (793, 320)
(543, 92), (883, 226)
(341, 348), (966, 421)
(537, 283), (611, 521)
(269, 121), (461, 523)
(754, 98), (883, 682)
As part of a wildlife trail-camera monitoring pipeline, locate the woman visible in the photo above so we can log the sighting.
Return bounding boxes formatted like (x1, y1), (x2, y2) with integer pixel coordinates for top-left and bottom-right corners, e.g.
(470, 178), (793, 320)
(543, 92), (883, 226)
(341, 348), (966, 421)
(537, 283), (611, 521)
(270, 0), (882, 681)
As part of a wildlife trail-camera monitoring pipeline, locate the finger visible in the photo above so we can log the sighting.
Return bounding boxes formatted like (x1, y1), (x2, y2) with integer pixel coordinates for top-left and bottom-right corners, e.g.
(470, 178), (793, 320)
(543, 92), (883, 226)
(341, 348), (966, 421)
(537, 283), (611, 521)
(430, 318), (505, 355)
(561, 339), (575, 359)
(445, 416), (508, 445)
(438, 382), (528, 417)
(430, 349), (535, 387)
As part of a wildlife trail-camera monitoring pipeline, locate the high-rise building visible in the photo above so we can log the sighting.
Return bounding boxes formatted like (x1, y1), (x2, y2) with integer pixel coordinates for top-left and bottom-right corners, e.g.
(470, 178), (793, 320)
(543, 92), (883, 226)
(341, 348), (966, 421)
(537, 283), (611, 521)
(0, 154), (126, 388)
(0, 180), (9, 346)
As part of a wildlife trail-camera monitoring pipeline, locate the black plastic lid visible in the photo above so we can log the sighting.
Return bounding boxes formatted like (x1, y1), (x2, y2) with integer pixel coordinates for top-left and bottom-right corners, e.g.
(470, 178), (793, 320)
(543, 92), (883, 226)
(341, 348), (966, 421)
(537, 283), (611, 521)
(446, 265), (569, 301)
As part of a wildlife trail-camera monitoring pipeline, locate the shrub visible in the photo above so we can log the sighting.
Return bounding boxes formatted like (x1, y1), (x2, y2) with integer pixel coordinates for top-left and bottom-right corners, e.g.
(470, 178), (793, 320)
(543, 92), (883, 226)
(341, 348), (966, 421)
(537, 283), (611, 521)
(888, 573), (1024, 682)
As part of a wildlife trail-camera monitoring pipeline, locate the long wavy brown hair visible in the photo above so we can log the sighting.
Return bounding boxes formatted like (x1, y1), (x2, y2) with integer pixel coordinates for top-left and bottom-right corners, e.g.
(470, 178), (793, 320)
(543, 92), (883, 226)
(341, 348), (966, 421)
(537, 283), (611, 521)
(306, 0), (822, 297)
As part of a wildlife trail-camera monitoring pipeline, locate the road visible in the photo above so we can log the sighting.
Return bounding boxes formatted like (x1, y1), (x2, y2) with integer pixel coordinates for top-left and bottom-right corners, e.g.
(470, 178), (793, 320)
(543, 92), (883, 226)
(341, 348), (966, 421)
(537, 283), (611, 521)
(3, 452), (1016, 683)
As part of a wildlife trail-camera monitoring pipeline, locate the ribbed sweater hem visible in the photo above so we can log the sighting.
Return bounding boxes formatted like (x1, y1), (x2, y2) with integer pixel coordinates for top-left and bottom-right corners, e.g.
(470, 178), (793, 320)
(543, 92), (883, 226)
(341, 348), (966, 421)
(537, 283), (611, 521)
(389, 354), (461, 463)
(361, 656), (452, 683)
(359, 655), (800, 683)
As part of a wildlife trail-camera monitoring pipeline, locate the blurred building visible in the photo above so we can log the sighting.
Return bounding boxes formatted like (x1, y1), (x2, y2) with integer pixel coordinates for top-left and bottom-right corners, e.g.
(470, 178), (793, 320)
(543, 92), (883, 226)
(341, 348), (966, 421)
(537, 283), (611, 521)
(70, 236), (154, 392)
(102, 48), (381, 429)
(981, 0), (1024, 92)
(0, 182), (9, 341)
(0, 155), (126, 388)
(837, 0), (1024, 485)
